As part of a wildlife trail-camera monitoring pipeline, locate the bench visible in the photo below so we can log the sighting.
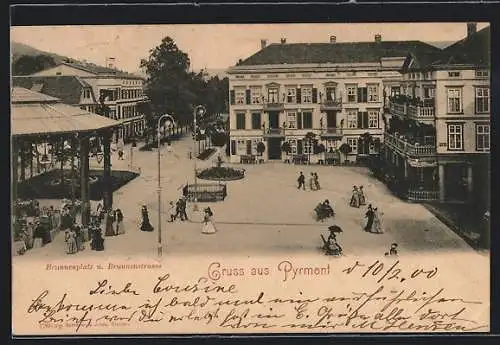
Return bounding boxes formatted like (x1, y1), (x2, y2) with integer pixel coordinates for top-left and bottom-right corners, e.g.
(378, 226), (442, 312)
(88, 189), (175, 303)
(292, 154), (309, 164)
(240, 155), (257, 164)
(182, 183), (227, 202)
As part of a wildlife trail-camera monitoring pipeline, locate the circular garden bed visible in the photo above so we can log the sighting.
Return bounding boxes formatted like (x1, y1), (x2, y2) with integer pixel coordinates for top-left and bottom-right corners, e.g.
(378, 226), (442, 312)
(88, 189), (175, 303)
(197, 167), (245, 181)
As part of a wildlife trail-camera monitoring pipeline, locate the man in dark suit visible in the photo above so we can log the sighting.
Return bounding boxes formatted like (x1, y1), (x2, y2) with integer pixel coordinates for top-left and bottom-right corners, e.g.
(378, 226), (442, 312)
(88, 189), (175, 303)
(297, 172), (305, 190)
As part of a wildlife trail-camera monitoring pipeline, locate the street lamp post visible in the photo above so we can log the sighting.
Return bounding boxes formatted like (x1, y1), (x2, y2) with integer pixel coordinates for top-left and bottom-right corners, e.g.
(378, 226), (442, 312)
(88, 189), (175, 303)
(192, 105), (206, 212)
(157, 113), (175, 257)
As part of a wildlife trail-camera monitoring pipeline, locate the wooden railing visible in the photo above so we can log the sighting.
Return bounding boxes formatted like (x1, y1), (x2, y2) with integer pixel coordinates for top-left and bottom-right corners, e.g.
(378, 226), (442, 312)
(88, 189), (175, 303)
(320, 99), (343, 110)
(384, 132), (436, 156)
(320, 127), (343, 136)
(407, 189), (440, 202)
(263, 127), (285, 136)
(389, 101), (406, 117)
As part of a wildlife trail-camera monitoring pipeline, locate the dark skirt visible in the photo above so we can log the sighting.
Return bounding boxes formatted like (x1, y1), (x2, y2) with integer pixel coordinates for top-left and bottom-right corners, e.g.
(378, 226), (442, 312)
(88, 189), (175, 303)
(140, 216), (154, 231)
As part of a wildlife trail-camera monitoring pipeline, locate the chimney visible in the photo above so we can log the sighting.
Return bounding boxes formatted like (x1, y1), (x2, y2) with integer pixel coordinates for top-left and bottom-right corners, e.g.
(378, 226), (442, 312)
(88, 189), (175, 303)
(261, 39), (268, 49)
(330, 35), (337, 43)
(106, 57), (116, 68)
(375, 34), (382, 43)
(281, 38), (286, 44)
(467, 22), (477, 38)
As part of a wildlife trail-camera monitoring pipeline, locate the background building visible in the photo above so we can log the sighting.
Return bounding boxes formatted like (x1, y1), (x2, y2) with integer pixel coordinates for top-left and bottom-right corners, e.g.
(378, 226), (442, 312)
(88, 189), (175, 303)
(383, 24), (490, 206)
(226, 35), (441, 164)
(27, 61), (148, 142)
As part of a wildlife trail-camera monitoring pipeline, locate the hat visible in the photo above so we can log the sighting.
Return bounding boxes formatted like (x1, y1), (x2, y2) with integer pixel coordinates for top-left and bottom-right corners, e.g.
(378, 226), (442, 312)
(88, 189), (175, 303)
(391, 243), (398, 248)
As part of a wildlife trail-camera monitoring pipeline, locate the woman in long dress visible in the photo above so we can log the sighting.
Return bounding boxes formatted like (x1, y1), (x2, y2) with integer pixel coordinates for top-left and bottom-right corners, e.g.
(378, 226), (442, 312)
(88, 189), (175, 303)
(373, 207), (384, 234)
(350, 186), (360, 208)
(201, 207), (217, 234)
(140, 205), (154, 232)
(358, 186), (366, 206)
(105, 210), (116, 236)
(115, 209), (125, 235)
(65, 229), (78, 254)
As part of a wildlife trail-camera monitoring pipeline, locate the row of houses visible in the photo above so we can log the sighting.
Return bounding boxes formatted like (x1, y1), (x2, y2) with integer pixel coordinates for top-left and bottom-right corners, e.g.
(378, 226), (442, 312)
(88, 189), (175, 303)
(12, 61), (148, 142)
(226, 23), (490, 205)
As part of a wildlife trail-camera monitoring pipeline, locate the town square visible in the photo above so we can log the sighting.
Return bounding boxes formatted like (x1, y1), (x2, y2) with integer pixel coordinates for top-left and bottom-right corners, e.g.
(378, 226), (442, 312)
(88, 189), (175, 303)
(11, 23), (490, 259)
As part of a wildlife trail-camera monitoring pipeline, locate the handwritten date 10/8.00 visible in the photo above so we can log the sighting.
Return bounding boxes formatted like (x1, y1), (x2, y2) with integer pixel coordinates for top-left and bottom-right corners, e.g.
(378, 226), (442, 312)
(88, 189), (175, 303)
(342, 260), (438, 284)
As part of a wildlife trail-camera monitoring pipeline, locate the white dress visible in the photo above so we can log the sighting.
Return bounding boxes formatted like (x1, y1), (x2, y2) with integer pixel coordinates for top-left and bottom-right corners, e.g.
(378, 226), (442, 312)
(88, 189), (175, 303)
(202, 214), (217, 234)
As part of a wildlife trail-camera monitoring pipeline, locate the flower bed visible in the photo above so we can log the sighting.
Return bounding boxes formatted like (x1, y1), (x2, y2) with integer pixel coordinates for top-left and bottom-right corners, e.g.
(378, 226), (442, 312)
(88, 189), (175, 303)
(197, 167), (245, 181)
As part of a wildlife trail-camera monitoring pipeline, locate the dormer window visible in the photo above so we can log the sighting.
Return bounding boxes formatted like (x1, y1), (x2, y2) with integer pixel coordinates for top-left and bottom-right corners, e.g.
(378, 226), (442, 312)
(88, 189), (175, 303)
(448, 71), (461, 78)
(475, 70), (489, 78)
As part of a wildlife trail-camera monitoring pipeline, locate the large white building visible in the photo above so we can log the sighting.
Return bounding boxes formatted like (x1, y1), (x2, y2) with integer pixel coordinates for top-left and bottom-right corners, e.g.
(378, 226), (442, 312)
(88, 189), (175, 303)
(226, 35), (442, 164)
(29, 61), (148, 142)
(383, 24), (490, 205)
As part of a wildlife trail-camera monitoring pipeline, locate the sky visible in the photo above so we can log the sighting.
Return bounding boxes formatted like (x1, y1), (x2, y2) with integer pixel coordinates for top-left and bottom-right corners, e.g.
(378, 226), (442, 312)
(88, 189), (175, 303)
(10, 23), (490, 73)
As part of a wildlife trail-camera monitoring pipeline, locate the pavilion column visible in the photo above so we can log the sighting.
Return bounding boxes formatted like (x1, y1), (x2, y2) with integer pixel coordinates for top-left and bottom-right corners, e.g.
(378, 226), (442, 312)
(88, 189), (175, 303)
(102, 131), (113, 210)
(79, 137), (90, 226)
(438, 164), (445, 202)
(19, 141), (26, 182)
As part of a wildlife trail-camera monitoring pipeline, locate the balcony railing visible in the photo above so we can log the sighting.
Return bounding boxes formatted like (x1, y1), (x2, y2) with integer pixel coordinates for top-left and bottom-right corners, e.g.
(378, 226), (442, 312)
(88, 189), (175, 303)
(389, 101), (407, 117)
(263, 102), (285, 111)
(320, 127), (343, 137)
(384, 132), (436, 157)
(407, 105), (435, 119)
(407, 189), (440, 202)
(263, 127), (285, 137)
(320, 99), (343, 111)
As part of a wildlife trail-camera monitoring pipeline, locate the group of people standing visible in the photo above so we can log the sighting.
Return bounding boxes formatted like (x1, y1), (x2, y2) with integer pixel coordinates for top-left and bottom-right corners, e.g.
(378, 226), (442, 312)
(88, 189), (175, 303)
(168, 196), (189, 222)
(297, 172), (321, 191)
(103, 206), (126, 237)
(64, 224), (86, 254)
(349, 185), (366, 208)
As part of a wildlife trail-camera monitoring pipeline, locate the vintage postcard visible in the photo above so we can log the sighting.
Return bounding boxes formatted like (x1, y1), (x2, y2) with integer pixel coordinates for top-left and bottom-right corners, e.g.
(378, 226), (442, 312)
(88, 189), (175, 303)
(10, 22), (490, 335)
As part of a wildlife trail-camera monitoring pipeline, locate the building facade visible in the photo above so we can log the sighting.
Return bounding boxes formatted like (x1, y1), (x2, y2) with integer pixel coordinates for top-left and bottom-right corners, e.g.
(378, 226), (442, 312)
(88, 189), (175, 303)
(227, 36), (441, 164)
(383, 24), (490, 206)
(29, 62), (148, 142)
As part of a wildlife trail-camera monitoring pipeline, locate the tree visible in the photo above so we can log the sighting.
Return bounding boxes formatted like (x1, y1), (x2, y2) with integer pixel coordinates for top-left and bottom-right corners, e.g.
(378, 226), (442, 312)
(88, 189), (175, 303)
(339, 143), (351, 163)
(281, 141), (292, 160)
(304, 132), (316, 163)
(12, 54), (57, 75)
(140, 36), (195, 134)
(256, 142), (266, 157)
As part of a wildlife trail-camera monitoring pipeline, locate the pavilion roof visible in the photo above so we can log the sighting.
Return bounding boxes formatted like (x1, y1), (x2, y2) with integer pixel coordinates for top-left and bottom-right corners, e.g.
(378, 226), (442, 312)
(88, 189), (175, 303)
(11, 87), (120, 137)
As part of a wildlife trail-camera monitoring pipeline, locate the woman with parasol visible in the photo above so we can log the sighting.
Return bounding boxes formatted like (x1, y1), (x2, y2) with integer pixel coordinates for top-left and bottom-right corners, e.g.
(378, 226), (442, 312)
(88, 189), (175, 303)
(201, 207), (217, 234)
(321, 225), (343, 256)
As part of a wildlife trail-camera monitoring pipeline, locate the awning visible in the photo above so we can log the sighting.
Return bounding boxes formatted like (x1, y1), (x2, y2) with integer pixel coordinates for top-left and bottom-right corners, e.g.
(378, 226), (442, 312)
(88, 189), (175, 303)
(408, 159), (437, 168)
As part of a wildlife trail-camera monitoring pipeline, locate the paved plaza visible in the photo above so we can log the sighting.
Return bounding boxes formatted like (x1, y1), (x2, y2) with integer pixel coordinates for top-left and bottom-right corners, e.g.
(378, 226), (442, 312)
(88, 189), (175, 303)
(19, 136), (477, 259)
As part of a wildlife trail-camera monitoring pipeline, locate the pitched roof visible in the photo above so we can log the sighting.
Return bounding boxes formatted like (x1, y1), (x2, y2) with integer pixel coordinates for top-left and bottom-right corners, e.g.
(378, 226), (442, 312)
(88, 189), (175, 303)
(11, 76), (92, 104)
(431, 26), (490, 67)
(11, 87), (119, 137)
(236, 41), (442, 66)
(62, 62), (144, 79)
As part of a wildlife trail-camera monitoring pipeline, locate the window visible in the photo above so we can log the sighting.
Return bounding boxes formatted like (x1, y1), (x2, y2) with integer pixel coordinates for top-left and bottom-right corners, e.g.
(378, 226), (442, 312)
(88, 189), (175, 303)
(368, 110), (379, 128)
(347, 109), (358, 128)
(236, 113), (246, 129)
(367, 85), (379, 102)
(447, 124), (463, 150)
(235, 88), (246, 104)
(83, 89), (91, 98)
(325, 87), (336, 101)
(251, 139), (263, 154)
(475, 88), (490, 113)
(448, 71), (461, 78)
(236, 140), (246, 155)
(251, 112), (261, 129)
(326, 139), (338, 151)
(447, 88), (462, 113)
(289, 139), (298, 154)
(476, 124), (490, 151)
(268, 88), (279, 103)
(357, 87), (368, 103)
(302, 87), (312, 103)
(475, 70), (489, 78)
(286, 87), (296, 103)
(347, 138), (358, 154)
(303, 140), (313, 154)
(251, 87), (262, 104)
(346, 85), (357, 103)
(302, 111), (313, 129)
(390, 86), (400, 97)
(287, 111), (297, 129)
(423, 88), (435, 99)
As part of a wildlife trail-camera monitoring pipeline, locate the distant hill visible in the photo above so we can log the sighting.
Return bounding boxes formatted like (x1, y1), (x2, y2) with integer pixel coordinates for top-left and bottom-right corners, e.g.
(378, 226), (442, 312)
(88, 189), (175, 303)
(10, 41), (75, 64)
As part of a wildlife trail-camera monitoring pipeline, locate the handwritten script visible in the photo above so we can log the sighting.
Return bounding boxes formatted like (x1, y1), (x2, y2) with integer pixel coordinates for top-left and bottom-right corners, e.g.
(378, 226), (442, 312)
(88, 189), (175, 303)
(25, 260), (487, 333)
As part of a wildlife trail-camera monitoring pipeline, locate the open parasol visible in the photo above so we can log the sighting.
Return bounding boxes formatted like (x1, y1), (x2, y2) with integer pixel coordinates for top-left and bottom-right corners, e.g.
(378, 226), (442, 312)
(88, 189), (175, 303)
(328, 225), (343, 233)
